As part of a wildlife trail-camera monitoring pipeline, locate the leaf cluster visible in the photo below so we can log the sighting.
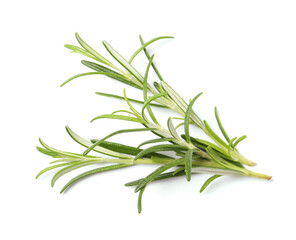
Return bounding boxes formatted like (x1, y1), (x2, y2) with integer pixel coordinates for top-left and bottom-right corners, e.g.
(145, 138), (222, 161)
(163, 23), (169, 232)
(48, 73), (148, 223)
(37, 33), (271, 213)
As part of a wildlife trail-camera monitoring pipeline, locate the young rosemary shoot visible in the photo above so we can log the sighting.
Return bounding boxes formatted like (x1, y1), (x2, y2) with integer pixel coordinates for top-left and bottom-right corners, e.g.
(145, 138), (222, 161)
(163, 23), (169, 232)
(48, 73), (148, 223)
(36, 33), (271, 213)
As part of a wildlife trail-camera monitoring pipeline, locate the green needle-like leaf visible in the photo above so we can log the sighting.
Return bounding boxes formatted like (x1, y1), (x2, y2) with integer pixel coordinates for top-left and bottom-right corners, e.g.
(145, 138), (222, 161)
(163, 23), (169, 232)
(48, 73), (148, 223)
(173, 167), (186, 176)
(60, 72), (101, 87)
(36, 146), (60, 157)
(95, 92), (168, 108)
(137, 137), (175, 148)
(64, 44), (98, 61)
(125, 170), (185, 187)
(90, 139), (170, 158)
(129, 35), (174, 63)
(39, 138), (85, 159)
(137, 186), (146, 214)
(141, 92), (168, 117)
(200, 175), (222, 193)
(228, 137), (237, 155)
(185, 149), (194, 181)
(60, 164), (131, 193)
(51, 161), (99, 187)
(135, 158), (184, 192)
(84, 128), (157, 156)
(139, 35), (164, 81)
(134, 144), (187, 160)
(36, 162), (74, 179)
(81, 60), (120, 74)
(61, 71), (141, 88)
(81, 60), (143, 89)
(167, 117), (181, 140)
(65, 126), (130, 159)
(75, 33), (116, 68)
(184, 92), (203, 143)
(90, 114), (143, 123)
(233, 135), (247, 148)
(206, 147), (243, 172)
(142, 55), (159, 124)
(102, 40), (144, 84)
(214, 107), (231, 143)
(204, 120), (228, 148)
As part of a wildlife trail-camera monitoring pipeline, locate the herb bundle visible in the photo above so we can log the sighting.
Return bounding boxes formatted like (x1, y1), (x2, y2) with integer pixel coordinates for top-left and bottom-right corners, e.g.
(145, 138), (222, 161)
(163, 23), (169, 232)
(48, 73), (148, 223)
(36, 33), (271, 213)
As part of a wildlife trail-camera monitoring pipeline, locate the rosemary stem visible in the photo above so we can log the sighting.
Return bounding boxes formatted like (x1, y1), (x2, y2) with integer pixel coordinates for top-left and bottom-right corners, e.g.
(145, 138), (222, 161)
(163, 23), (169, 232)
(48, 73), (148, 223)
(245, 169), (272, 180)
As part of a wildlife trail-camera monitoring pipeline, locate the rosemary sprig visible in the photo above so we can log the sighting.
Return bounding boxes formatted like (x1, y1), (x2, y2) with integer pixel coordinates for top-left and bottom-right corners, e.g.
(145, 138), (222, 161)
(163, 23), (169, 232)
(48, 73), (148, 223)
(37, 33), (271, 213)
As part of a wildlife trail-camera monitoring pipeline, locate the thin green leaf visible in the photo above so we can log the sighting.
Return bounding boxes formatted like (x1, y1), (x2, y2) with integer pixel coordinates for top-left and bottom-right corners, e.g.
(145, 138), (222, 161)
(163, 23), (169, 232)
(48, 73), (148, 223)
(180, 135), (207, 150)
(135, 158), (184, 192)
(139, 35), (164, 81)
(36, 146), (60, 157)
(61, 71), (141, 89)
(83, 128), (157, 156)
(36, 162), (74, 179)
(205, 147), (243, 171)
(206, 147), (232, 169)
(215, 107), (231, 143)
(173, 167), (185, 176)
(75, 33), (116, 68)
(51, 160), (99, 187)
(204, 120), (228, 148)
(175, 122), (185, 130)
(161, 81), (187, 112)
(138, 186), (146, 214)
(185, 149), (194, 181)
(125, 170), (186, 187)
(233, 135), (247, 148)
(111, 110), (136, 117)
(129, 36), (174, 63)
(184, 92), (203, 143)
(81, 60), (119, 74)
(200, 175), (222, 193)
(65, 126), (130, 159)
(142, 55), (158, 124)
(95, 92), (168, 108)
(135, 144), (187, 160)
(39, 138), (85, 159)
(64, 44), (98, 61)
(60, 164), (131, 193)
(228, 137), (237, 155)
(90, 139), (169, 158)
(141, 92), (168, 117)
(193, 137), (223, 152)
(167, 117), (181, 140)
(81, 60), (142, 89)
(102, 40), (144, 84)
(90, 114), (143, 123)
(123, 89), (142, 117)
(137, 137), (175, 148)
(60, 72), (101, 87)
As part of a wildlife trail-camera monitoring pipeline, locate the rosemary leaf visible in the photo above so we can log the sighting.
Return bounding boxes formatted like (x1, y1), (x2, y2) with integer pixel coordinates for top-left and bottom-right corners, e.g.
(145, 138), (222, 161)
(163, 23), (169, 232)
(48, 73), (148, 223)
(185, 149), (194, 181)
(51, 160), (99, 187)
(135, 158), (185, 192)
(60, 164), (131, 193)
(184, 92), (203, 143)
(200, 175), (222, 193)
(95, 92), (168, 108)
(129, 36), (174, 63)
(90, 114), (144, 123)
(102, 40), (144, 84)
(83, 128), (157, 156)
(214, 107), (231, 143)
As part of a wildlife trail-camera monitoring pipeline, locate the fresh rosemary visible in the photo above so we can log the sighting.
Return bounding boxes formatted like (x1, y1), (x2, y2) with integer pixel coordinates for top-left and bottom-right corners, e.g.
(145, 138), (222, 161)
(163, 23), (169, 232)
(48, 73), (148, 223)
(36, 33), (271, 213)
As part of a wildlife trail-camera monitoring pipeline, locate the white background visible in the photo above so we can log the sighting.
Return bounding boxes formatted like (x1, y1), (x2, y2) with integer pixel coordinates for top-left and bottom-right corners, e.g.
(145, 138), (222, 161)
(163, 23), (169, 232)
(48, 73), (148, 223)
(1, 0), (296, 239)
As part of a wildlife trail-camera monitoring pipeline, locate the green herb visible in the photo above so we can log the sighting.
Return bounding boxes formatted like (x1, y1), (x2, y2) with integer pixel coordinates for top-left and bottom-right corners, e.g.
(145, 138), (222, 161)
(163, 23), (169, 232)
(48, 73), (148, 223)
(36, 33), (271, 213)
